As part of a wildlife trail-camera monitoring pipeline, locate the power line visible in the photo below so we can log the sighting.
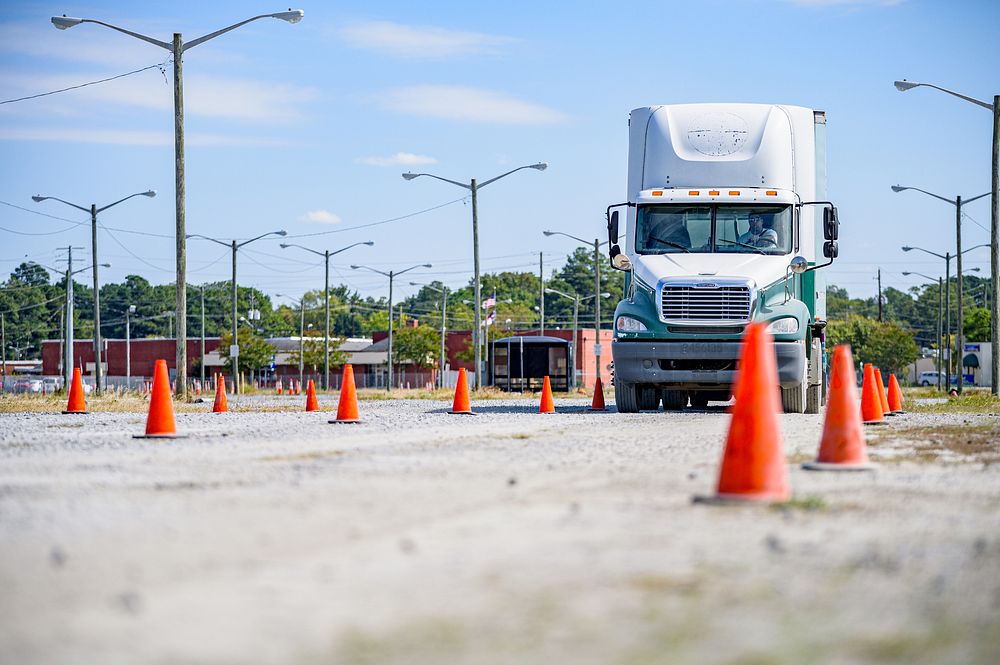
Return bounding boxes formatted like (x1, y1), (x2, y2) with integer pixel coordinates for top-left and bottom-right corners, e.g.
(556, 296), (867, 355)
(284, 196), (469, 238)
(0, 60), (169, 105)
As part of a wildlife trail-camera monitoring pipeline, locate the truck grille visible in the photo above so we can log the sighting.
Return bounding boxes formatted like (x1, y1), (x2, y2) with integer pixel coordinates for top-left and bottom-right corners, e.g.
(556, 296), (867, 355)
(661, 285), (752, 322)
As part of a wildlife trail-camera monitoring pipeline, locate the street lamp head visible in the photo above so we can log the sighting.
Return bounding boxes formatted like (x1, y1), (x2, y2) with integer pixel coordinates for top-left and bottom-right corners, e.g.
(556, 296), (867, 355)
(128, 305), (136, 313)
(31, 195), (46, 202)
(274, 230), (287, 237)
(894, 80), (920, 92)
(600, 292), (612, 298)
(51, 15), (83, 30)
(543, 230), (555, 236)
(271, 9), (305, 23)
(279, 243), (290, 249)
(142, 190), (157, 198)
(99, 263), (111, 268)
(902, 246), (913, 252)
(902, 272), (912, 276)
(422, 263), (432, 268)
(529, 162), (548, 171)
(364, 241), (375, 246)
(971, 267), (981, 272)
(891, 185), (908, 193)
(350, 265), (360, 270)
(401, 172), (419, 181)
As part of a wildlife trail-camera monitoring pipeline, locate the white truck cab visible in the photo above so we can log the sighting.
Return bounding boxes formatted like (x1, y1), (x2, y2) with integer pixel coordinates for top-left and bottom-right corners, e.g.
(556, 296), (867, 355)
(606, 103), (840, 413)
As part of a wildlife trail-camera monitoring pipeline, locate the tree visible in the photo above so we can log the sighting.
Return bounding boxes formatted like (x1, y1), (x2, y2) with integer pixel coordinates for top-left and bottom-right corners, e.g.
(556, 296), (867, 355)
(218, 327), (275, 374)
(826, 316), (919, 375)
(964, 307), (991, 342)
(394, 324), (439, 368)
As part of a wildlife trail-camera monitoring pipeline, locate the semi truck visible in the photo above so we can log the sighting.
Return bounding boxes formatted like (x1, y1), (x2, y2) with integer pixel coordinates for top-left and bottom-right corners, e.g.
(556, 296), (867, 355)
(605, 103), (840, 413)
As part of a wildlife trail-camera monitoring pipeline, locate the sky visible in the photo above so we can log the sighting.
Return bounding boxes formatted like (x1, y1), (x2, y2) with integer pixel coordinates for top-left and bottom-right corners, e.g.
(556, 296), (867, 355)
(1, 0), (999, 309)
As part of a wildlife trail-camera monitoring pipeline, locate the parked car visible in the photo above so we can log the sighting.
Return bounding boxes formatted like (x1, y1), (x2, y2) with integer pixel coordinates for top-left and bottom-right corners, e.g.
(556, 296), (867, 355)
(12, 378), (43, 394)
(42, 377), (61, 393)
(918, 370), (947, 386)
(80, 380), (94, 395)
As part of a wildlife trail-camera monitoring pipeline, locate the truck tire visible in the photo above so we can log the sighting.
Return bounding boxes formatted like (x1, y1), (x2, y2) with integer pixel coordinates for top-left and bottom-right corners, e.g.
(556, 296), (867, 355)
(615, 381), (639, 413)
(638, 386), (660, 411)
(662, 390), (687, 411)
(781, 359), (807, 414)
(805, 337), (823, 414)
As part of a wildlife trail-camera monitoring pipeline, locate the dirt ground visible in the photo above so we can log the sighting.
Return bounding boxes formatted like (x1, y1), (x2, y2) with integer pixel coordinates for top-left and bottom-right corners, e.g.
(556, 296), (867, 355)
(1, 396), (998, 665)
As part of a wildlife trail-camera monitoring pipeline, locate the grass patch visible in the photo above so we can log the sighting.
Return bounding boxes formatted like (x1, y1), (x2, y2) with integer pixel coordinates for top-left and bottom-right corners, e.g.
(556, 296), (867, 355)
(870, 424), (1000, 465)
(771, 495), (827, 512)
(907, 389), (1000, 414)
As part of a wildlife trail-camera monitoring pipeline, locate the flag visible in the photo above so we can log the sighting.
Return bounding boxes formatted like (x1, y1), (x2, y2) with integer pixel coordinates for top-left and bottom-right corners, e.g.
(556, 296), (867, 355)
(485, 309), (496, 325)
(481, 294), (496, 310)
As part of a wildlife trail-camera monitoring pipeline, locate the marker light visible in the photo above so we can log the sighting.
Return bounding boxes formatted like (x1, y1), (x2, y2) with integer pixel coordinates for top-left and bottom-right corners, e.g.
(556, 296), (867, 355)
(651, 191), (663, 197)
(729, 191), (740, 196)
(709, 190), (720, 196)
(766, 190), (778, 196)
(688, 190), (700, 196)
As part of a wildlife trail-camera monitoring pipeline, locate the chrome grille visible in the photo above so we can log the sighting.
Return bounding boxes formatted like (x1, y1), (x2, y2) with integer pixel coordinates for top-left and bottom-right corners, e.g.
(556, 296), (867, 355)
(661, 285), (751, 322)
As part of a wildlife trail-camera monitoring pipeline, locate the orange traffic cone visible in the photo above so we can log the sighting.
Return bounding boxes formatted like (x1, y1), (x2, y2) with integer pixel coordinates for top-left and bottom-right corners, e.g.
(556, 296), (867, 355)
(305, 379), (319, 412)
(134, 359), (183, 439)
(276, 378), (283, 395)
(295, 380), (300, 396)
(329, 364), (360, 424)
(212, 373), (228, 413)
(590, 377), (606, 411)
(62, 367), (87, 414)
(449, 368), (475, 414)
(874, 368), (892, 416)
(696, 323), (789, 503)
(860, 363), (885, 425)
(539, 375), (555, 413)
(887, 373), (904, 414)
(803, 345), (874, 471)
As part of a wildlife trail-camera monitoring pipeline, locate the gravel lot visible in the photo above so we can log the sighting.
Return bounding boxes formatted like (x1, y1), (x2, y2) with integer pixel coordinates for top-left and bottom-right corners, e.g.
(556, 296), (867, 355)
(1, 396), (998, 665)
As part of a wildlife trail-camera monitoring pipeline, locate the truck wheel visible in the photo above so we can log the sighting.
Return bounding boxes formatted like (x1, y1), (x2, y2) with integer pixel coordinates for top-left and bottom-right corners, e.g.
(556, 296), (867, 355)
(615, 381), (639, 413)
(662, 390), (687, 411)
(781, 362), (807, 414)
(805, 338), (824, 414)
(638, 386), (660, 410)
(689, 393), (709, 409)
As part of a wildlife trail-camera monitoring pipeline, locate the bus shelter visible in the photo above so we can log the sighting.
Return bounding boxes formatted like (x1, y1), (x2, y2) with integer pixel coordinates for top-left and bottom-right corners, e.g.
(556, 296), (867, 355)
(490, 336), (570, 392)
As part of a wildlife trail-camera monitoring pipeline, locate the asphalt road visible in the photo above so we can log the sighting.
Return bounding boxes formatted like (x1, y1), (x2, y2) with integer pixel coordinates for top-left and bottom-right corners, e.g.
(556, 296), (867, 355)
(1, 397), (998, 665)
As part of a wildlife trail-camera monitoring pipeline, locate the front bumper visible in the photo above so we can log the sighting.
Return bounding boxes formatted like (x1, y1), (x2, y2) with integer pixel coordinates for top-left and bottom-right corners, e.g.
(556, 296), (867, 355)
(612, 339), (804, 389)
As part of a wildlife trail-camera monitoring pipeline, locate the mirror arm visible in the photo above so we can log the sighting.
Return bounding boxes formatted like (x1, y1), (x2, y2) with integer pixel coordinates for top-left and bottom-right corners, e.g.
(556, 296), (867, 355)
(804, 256), (835, 274)
(796, 201), (835, 208)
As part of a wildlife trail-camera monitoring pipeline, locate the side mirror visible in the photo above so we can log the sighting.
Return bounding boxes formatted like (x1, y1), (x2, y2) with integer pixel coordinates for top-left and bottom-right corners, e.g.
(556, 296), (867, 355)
(608, 210), (619, 245)
(788, 255), (808, 274)
(823, 241), (839, 259)
(823, 206), (839, 240)
(609, 245), (631, 271)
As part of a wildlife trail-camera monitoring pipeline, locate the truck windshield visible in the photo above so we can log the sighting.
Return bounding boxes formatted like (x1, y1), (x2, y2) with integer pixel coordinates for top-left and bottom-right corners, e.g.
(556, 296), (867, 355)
(636, 204), (792, 255)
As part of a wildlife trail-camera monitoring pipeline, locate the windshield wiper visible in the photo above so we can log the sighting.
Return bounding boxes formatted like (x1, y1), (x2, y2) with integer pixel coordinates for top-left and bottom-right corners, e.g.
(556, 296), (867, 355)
(647, 235), (691, 253)
(717, 237), (766, 255)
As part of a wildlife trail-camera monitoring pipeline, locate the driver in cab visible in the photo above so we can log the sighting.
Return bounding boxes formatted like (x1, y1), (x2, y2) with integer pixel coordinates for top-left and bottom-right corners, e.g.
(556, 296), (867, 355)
(738, 213), (778, 248)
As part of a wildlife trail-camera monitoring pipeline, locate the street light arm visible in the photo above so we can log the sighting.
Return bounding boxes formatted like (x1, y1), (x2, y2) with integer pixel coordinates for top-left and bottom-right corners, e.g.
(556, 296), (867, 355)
(402, 173), (471, 190)
(56, 17), (172, 49)
(895, 81), (993, 111)
(962, 243), (990, 255)
(892, 185), (956, 206)
(96, 190), (156, 213)
(396, 263), (433, 277)
(478, 163), (547, 189)
(545, 287), (574, 300)
(329, 240), (376, 256)
(902, 271), (938, 281)
(902, 246), (947, 260)
(187, 233), (231, 248)
(31, 195), (90, 214)
(351, 265), (391, 278)
(182, 10), (304, 51)
(963, 191), (992, 205)
(237, 230), (286, 248)
(280, 242), (323, 257)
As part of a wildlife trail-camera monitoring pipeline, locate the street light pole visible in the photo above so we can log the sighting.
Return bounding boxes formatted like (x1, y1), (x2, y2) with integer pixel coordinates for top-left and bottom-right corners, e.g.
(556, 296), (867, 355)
(403, 162), (547, 390)
(280, 241), (373, 390)
(894, 80), (1000, 395)
(189, 230), (286, 394)
(903, 271), (945, 390)
(545, 288), (579, 388)
(412, 282), (449, 388)
(200, 286), (206, 388)
(126, 304), (136, 389)
(32, 190), (155, 393)
(543, 230), (611, 387)
(52, 10), (304, 398)
(352, 263), (431, 390)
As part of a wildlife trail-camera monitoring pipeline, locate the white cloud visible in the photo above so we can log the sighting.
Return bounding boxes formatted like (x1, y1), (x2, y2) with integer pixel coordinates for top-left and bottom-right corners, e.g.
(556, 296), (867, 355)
(355, 152), (438, 167)
(378, 85), (568, 125)
(339, 20), (515, 58)
(0, 127), (285, 146)
(299, 210), (342, 225)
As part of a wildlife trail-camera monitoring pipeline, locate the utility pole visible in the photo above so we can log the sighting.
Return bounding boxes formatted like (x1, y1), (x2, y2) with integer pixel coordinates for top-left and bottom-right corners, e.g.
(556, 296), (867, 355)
(937, 277), (943, 391)
(440, 288), (448, 389)
(126, 304), (135, 389)
(89, 203), (103, 393)
(877, 269), (883, 322)
(298, 298), (305, 389)
(1, 312), (6, 392)
(593, 237), (602, 386)
(539, 252), (545, 335)
(63, 246), (75, 391)
(945, 252), (952, 386)
(231, 240), (238, 392)
(200, 286), (206, 388)
(956, 195), (964, 394)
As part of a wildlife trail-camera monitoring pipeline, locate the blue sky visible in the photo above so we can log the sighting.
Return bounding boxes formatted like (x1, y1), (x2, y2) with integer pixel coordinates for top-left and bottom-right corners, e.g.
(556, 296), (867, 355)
(1, 0), (998, 306)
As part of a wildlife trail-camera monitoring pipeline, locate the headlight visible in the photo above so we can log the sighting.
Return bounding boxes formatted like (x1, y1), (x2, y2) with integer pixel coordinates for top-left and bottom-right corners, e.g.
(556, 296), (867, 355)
(616, 316), (647, 332)
(766, 317), (799, 334)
